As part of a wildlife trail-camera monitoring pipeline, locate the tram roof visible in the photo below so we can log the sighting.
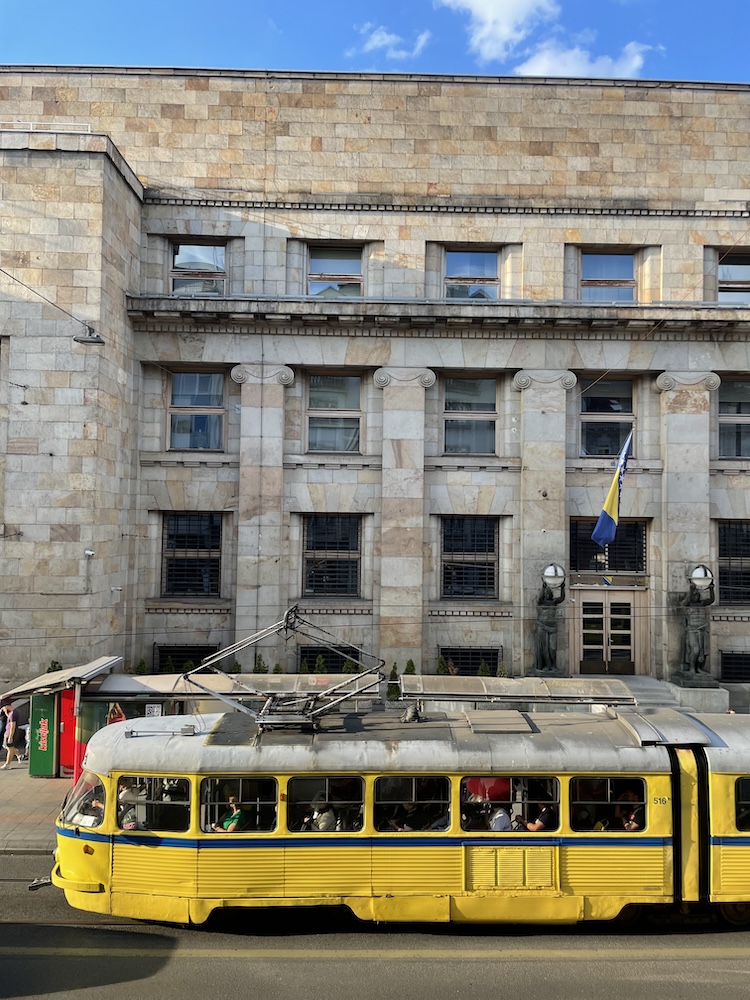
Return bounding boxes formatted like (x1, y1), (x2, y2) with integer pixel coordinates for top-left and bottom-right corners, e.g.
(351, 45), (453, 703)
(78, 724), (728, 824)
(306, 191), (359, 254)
(80, 706), (750, 777)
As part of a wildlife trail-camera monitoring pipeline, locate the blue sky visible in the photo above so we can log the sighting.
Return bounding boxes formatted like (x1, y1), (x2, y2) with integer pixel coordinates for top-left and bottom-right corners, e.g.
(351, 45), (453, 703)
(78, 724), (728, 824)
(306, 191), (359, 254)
(0, 0), (748, 83)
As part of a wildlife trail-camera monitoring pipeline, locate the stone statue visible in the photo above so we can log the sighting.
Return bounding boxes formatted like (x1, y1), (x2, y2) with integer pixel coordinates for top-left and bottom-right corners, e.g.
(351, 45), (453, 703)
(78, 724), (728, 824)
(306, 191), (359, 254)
(680, 580), (715, 673)
(535, 581), (566, 673)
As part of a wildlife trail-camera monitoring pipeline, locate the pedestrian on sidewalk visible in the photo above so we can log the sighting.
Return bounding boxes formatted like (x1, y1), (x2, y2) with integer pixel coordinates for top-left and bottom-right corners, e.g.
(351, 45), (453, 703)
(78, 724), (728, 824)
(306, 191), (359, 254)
(1, 703), (24, 769)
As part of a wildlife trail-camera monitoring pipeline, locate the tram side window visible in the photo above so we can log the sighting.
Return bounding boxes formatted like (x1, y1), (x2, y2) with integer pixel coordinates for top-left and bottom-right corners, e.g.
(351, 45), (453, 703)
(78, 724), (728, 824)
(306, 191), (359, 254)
(200, 777), (278, 832)
(461, 776), (559, 832)
(570, 777), (647, 832)
(116, 776), (190, 832)
(735, 778), (750, 830)
(287, 776), (364, 832)
(62, 770), (106, 828)
(374, 775), (451, 832)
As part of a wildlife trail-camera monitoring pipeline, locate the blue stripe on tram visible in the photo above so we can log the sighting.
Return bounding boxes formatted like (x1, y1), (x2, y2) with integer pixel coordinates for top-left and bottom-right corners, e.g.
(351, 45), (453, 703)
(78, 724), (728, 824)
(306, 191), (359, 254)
(57, 826), (671, 850)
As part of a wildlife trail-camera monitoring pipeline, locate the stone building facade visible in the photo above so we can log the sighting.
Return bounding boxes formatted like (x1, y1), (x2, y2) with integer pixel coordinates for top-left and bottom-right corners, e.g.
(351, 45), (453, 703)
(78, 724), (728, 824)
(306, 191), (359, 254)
(1, 66), (750, 688)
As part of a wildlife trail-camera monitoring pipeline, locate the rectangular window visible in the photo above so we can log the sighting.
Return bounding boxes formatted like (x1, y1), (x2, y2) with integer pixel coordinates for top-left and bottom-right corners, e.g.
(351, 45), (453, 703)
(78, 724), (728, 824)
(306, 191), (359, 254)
(438, 648), (501, 676)
(308, 246), (362, 297)
(154, 645), (218, 673)
(444, 377), (497, 454)
(441, 517), (498, 598)
(287, 776), (364, 833)
(298, 645), (362, 674)
(170, 243), (226, 296)
(721, 652), (750, 683)
(719, 381), (750, 457)
(303, 515), (360, 597)
(718, 521), (750, 605)
(581, 253), (635, 302)
(374, 776), (451, 832)
(461, 776), (559, 832)
(444, 250), (498, 299)
(570, 520), (647, 574)
(162, 513), (221, 597)
(307, 374), (361, 453)
(117, 776), (190, 833)
(736, 778), (750, 831)
(570, 777), (646, 832)
(580, 379), (634, 457)
(169, 372), (225, 450)
(200, 777), (277, 833)
(718, 254), (750, 303)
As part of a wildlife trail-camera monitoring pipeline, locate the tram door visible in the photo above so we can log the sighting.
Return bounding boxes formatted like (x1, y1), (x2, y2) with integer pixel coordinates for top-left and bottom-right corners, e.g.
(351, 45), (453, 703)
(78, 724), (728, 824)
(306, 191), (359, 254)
(576, 591), (636, 675)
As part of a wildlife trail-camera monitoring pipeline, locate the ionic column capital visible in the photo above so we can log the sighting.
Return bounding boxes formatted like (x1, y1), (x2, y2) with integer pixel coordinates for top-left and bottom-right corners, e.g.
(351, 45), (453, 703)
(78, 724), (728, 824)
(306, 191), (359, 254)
(655, 371), (721, 392)
(231, 364), (295, 386)
(374, 367), (436, 389)
(513, 370), (578, 392)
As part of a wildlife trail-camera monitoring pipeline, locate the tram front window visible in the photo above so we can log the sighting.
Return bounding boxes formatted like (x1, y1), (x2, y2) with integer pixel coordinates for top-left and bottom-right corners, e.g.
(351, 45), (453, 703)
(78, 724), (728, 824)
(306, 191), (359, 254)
(288, 776), (364, 832)
(62, 770), (106, 828)
(201, 777), (278, 833)
(375, 776), (451, 832)
(570, 777), (646, 832)
(116, 775), (190, 832)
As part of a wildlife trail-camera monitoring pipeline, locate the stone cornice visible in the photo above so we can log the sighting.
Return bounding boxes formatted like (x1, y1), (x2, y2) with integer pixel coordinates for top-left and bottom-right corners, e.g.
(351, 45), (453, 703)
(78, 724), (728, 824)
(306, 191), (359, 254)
(141, 193), (750, 218)
(655, 371), (721, 392)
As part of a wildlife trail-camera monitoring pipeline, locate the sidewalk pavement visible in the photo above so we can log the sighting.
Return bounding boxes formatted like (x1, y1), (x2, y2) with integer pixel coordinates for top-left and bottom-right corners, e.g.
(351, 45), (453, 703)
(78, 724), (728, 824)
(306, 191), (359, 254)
(0, 762), (71, 854)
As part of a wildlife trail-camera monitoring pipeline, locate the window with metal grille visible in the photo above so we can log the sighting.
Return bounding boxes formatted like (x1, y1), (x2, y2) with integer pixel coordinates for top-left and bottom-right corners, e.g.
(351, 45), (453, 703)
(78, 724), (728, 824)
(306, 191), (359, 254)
(570, 520), (647, 573)
(721, 652), (750, 683)
(580, 252), (636, 302)
(439, 647), (500, 676)
(168, 372), (225, 450)
(718, 253), (750, 304)
(719, 521), (750, 605)
(303, 515), (360, 597)
(719, 381), (750, 458)
(307, 246), (363, 298)
(443, 377), (497, 455)
(580, 379), (634, 457)
(441, 517), (498, 598)
(307, 374), (361, 453)
(298, 645), (362, 674)
(162, 513), (221, 597)
(170, 243), (225, 296)
(444, 249), (499, 299)
(155, 645), (219, 673)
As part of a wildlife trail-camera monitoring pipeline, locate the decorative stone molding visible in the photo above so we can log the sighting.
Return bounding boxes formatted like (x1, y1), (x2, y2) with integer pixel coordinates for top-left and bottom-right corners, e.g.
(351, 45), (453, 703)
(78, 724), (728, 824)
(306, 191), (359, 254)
(513, 370), (577, 391)
(231, 364), (295, 386)
(655, 371), (721, 392)
(373, 367), (436, 389)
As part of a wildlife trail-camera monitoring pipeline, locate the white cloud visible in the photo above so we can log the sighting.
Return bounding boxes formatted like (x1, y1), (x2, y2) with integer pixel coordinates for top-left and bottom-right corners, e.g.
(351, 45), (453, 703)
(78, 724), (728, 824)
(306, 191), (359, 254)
(353, 23), (432, 61)
(436, 0), (560, 62)
(513, 39), (650, 78)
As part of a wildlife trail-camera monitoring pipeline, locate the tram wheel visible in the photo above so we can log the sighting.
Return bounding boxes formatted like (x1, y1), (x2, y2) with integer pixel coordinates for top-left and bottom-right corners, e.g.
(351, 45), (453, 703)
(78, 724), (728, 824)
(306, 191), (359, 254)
(719, 902), (750, 927)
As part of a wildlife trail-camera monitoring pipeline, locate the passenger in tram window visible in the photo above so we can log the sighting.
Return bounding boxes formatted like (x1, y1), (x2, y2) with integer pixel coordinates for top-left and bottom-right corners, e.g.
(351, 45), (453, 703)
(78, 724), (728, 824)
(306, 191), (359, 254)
(211, 796), (246, 833)
(302, 793), (337, 832)
(387, 800), (429, 832)
(514, 800), (558, 832)
(615, 790), (644, 832)
(488, 805), (512, 831)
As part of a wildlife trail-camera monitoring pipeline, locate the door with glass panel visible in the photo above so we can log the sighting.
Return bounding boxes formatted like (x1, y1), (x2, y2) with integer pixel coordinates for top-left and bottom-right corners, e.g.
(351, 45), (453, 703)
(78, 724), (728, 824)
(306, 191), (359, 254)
(578, 593), (635, 675)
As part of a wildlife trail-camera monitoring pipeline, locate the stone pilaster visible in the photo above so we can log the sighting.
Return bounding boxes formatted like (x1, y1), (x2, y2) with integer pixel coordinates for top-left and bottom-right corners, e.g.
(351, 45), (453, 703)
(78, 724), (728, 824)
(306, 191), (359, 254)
(374, 367), (436, 670)
(655, 371), (720, 674)
(231, 363), (294, 659)
(513, 370), (577, 674)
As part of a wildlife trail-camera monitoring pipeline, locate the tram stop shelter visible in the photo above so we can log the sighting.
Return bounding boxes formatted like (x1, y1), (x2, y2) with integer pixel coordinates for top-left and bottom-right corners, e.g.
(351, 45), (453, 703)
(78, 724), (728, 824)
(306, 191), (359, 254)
(1, 656), (122, 780)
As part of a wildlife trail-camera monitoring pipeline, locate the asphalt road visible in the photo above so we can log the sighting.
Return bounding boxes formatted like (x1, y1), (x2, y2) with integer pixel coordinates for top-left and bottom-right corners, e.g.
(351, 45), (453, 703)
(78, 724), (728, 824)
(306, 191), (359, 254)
(3, 856), (750, 1000)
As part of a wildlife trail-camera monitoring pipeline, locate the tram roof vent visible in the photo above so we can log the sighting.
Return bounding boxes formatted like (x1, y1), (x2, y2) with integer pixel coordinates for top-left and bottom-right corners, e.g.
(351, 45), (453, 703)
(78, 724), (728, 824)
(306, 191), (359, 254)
(399, 675), (637, 707)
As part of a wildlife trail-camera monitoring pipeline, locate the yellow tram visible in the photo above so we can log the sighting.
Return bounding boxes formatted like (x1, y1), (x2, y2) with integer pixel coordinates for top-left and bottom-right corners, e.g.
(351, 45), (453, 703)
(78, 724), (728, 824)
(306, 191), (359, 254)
(52, 702), (750, 926)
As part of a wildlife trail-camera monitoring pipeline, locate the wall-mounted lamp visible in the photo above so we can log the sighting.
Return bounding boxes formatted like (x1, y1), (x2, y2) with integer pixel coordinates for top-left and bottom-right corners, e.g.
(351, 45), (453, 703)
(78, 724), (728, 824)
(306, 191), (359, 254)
(84, 549), (95, 557)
